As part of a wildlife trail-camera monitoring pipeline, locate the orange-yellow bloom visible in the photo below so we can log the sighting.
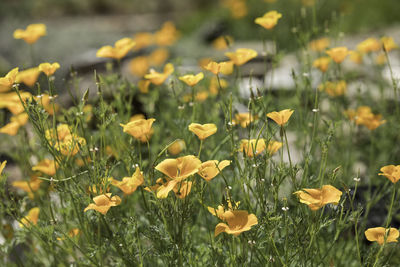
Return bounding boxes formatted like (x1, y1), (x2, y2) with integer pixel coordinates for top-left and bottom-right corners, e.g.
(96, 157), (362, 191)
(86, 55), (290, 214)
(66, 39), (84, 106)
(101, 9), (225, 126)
(179, 72), (204, 86)
(16, 67), (41, 87)
(155, 155), (201, 182)
(267, 109), (294, 126)
(240, 139), (266, 157)
(154, 21), (180, 46)
(349, 51), (363, 64)
(138, 80), (151, 94)
(357, 38), (381, 54)
(379, 165), (400, 184)
(0, 67), (19, 93)
(225, 48), (258, 66)
(38, 62), (60, 76)
(267, 140), (283, 155)
(12, 176), (42, 198)
(32, 159), (57, 176)
(120, 118), (155, 142)
(129, 56), (150, 77)
(214, 210), (258, 236)
(198, 160), (230, 181)
(381, 36), (398, 52)
(133, 32), (154, 51)
(144, 63), (174, 85)
(309, 38), (330, 52)
(13, 24), (46, 44)
(312, 57), (331, 72)
(109, 168), (144, 195)
(188, 123), (217, 140)
(84, 193), (121, 215)
(168, 139), (186, 155)
(254, 11), (282, 30)
(326, 47), (349, 64)
(208, 199), (240, 220)
(19, 207), (40, 227)
(205, 61), (234, 76)
(0, 113), (29, 136)
(365, 227), (399, 245)
(232, 112), (258, 128)
(96, 38), (135, 60)
(318, 81), (347, 97)
(212, 35), (234, 50)
(294, 185), (342, 211)
(45, 124), (86, 156)
(346, 106), (386, 130)
(145, 178), (193, 199)
(149, 48), (169, 66)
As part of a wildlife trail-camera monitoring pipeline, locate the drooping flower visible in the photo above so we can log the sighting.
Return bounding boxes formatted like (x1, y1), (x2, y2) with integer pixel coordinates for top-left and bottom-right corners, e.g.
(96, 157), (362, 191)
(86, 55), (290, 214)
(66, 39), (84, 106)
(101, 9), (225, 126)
(179, 72), (204, 86)
(198, 160), (231, 181)
(12, 176), (42, 199)
(19, 207), (40, 227)
(32, 159), (57, 176)
(84, 193), (121, 215)
(0, 67), (19, 93)
(144, 63), (174, 85)
(13, 24), (46, 44)
(168, 139), (186, 155)
(225, 48), (258, 66)
(318, 81), (347, 97)
(379, 165), (400, 184)
(365, 227), (399, 245)
(214, 210), (258, 236)
(294, 185), (342, 211)
(38, 62), (60, 76)
(254, 11), (282, 30)
(188, 123), (217, 140)
(120, 118), (155, 142)
(309, 38), (330, 52)
(357, 38), (381, 54)
(109, 168), (144, 195)
(96, 38), (135, 60)
(326, 47), (349, 64)
(240, 139), (266, 157)
(16, 67), (41, 87)
(232, 112), (258, 128)
(312, 57), (331, 72)
(381, 36), (398, 52)
(267, 109), (294, 126)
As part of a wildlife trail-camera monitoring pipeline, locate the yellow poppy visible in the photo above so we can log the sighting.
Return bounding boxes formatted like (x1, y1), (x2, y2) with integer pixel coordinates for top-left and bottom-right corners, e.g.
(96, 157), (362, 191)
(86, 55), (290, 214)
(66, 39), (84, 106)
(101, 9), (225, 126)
(38, 62), (60, 76)
(120, 118), (155, 142)
(214, 210), (258, 236)
(212, 35), (234, 50)
(109, 168), (144, 195)
(133, 32), (154, 51)
(346, 106), (386, 130)
(232, 112), (258, 128)
(19, 207), (40, 227)
(0, 67), (19, 93)
(145, 178), (193, 199)
(0, 113), (29, 136)
(155, 155), (201, 182)
(357, 38), (381, 54)
(12, 176), (42, 199)
(96, 37), (135, 60)
(149, 48), (169, 66)
(326, 47), (349, 64)
(209, 76), (228, 95)
(208, 199), (240, 220)
(84, 193), (121, 215)
(318, 81), (346, 97)
(13, 24), (46, 44)
(267, 109), (294, 126)
(365, 227), (399, 245)
(16, 67), (41, 87)
(168, 139), (186, 155)
(267, 140), (283, 155)
(0, 91), (31, 115)
(240, 139), (266, 157)
(379, 165), (400, 184)
(198, 160), (230, 181)
(225, 48), (258, 66)
(381, 36), (398, 52)
(32, 159), (57, 176)
(254, 11), (282, 30)
(154, 21), (180, 46)
(349, 51), (363, 64)
(312, 57), (331, 72)
(45, 124), (86, 156)
(294, 185), (342, 210)
(144, 63), (174, 85)
(138, 80), (151, 94)
(179, 72), (204, 86)
(188, 123), (217, 140)
(309, 38), (330, 52)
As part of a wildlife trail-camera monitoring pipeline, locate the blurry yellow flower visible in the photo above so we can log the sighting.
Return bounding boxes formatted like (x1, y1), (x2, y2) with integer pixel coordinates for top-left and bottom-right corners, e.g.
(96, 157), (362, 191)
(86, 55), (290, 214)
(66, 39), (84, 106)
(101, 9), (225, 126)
(155, 155), (201, 182)
(326, 47), (349, 64)
(154, 21), (180, 46)
(120, 118), (155, 142)
(379, 165), (400, 184)
(138, 80), (151, 94)
(96, 37), (135, 60)
(168, 139), (186, 155)
(12, 176), (42, 199)
(19, 207), (40, 227)
(149, 48), (169, 66)
(38, 62), (60, 76)
(267, 140), (283, 155)
(225, 48), (258, 66)
(198, 58), (212, 69)
(144, 63), (174, 85)
(365, 227), (399, 245)
(0, 113), (29, 136)
(312, 57), (331, 72)
(32, 159), (57, 176)
(13, 24), (46, 44)
(129, 56), (150, 77)
(34, 94), (59, 115)
(16, 67), (41, 87)
(212, 35), (234, 50)
(267, 109), (294, 126)
(45, 124), (86, 156)
(198, 160), (230, 181)
(215, 210), (258, 236)
(222, 0), (248, 19)
(375, 53), (387, 65)
(381, 36), (398, 52)
(84, 193), (121, 215)
(349, 50), (363, 64)
(179, 72), (204, 86)
(195, 91), (209, 102)
(209, 76), (228, 95)
(232, 112), (258, 128)
(133, 32), (154, 51)
(204, 61), (234, 76)
(0, 91), (32, 115)
(346, 106), (386, 130)
(254, 11), (282, 30)
(0, 161), (6, 176)
(240, 139), (266, 157)
(109, 168), (144, 195)
(204, 61), (221, 75)
(145, 178), (193, 199)
(357, 38), (381, 54)
(0, 67), (19, 93)
(294, 185), (342, 210)
(309, 38), (330, 52)
(188, 123), (217, 140)
(318, 80), (346, 97)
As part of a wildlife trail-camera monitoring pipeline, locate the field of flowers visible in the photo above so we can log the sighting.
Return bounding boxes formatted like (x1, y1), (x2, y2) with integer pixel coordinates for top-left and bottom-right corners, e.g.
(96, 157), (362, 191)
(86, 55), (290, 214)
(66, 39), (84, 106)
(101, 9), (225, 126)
(1, 0), (400, 266)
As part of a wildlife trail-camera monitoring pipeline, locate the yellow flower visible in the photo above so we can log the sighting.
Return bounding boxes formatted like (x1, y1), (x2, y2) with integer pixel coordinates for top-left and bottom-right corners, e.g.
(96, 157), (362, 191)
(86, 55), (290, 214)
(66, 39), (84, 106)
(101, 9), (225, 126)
(326, 47), (349, 64)
(214, 210), (258, 236)
(188, 123), (217, 140)
(154, 21), (180, 46)
(381, 36), (398, 52)
(16, 67), (41, 87)
(198, 160), (230, 181)
(204, 61), (234, 76)
(133, 32), (154, 51)
(347, 106), (386, 130)
(209, 76), (228, 95)
(34, 94), (59, 115)
(0, 91), (32, 115)
(179, 72), (204, 87)
(294, 185), (342, 211)
(12, 176), (42, 199)
(172, 181), (193, 199)
(149, 48), (169, 66)
(96, 37), (136, 60)
(232, 112), (258, 128)
(0, 113), (29, 136)
(138, 80), (151, 94)
(168, 139), (186, 155)
(208, 199), (240, 220)
(109, 168), (144, 195)
(84, 193), (121, 215)
(13, 24), (46, 44)
(312, 57), (331, 72)
(45, 124), (86, 156)
(375, 53), (387, 65)
(57, 228), (80, 241)
(318, 80), (347, 97)
(357, 38), (381, 54)
(32, 159), (57, 176)
(120, 118), (155, 142)
(155, 155), (201, 182)
(225, 48), (258, 66)
(240, 139), (266, 157)
(204, 61), (221, 75)
(309, 38), (330, 52)
(144, 63), (174, 85)
(0, 161), (6, 176)
(379, 165), (400, 184)
(254, 11), (282, 30)
(129, 56), (150, 77)
(222, 0), (248, 19)
(267, 140), (283, 155)
(349, 51), (363, 64)
(267, 109), (294, 126)
(19, 207), (40, 227)
(145, 178), (193, 199)
(212, 35), (234, 50)
(0, 67), (19, 93)
(365, 227), (399, 245)
(38, 62), (60, 76)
